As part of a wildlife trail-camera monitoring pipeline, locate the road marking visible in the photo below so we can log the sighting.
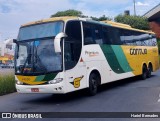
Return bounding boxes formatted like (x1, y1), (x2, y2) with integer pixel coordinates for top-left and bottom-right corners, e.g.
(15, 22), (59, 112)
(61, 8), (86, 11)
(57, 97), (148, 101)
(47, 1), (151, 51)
(157, 93), (160, 102)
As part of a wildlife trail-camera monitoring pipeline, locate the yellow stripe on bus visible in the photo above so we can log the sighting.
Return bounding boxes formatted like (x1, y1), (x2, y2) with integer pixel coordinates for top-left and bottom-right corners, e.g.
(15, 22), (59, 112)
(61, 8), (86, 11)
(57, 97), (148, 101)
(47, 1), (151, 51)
(121, 46), (159, 76)
(16, 75), (47, 85)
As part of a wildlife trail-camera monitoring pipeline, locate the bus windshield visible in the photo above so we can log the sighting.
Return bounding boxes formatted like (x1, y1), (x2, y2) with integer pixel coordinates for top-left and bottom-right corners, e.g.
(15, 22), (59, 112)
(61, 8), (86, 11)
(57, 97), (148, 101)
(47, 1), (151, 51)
(15, 22), (64, 75)
(15, 39), (62, 75)
(18, 21), (63, 41)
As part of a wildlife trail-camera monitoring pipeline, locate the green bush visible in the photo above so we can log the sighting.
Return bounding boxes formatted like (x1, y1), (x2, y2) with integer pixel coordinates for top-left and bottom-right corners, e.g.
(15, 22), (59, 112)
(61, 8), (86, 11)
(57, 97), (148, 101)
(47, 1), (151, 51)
(114, 15), (150, 30)
(0, 76), (16, 96)
(51, 9), (82, 17)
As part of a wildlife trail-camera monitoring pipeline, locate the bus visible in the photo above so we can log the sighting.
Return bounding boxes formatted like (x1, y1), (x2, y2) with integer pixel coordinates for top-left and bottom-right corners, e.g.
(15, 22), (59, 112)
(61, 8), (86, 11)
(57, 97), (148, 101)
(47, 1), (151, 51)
(14, 16), (159, 95)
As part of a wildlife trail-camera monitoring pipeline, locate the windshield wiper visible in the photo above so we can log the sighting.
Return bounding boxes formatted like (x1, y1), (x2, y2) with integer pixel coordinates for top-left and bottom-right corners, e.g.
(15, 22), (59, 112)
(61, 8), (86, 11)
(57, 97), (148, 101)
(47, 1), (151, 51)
(33, 44), (47, 74)
(22, 53), (32, 74)
(33, 54), (47, 73)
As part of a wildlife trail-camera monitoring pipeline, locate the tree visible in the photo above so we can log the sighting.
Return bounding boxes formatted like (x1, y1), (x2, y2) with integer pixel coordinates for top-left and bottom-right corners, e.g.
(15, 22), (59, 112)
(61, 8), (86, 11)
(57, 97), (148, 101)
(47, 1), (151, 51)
(51, 10), (111, 21)
(51, 9), (82, 17)
(114, 15), (150, 30)
(98, 15), (111, 21)
(91, 15), (111, 21)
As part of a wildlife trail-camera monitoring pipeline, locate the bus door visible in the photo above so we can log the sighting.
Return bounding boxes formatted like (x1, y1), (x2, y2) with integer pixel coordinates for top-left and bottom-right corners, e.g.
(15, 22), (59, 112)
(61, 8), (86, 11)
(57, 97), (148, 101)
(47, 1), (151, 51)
(64, 21), (87, 92)
(64, 41), (86, 92)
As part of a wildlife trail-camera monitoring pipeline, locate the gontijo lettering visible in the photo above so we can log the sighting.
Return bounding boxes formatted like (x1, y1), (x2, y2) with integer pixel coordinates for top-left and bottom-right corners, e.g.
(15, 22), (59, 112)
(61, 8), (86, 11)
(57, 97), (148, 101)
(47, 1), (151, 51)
(130, 48), (147, 55)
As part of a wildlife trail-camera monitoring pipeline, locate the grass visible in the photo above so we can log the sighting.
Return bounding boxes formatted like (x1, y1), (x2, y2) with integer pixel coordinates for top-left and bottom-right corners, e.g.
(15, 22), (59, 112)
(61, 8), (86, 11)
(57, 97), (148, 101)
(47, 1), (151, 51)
(0, 75), (16, 96)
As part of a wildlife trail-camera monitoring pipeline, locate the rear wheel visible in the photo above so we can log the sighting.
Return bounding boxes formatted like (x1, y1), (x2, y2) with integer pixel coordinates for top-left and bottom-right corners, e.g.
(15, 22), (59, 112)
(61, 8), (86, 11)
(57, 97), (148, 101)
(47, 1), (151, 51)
(147, 64), (152, 78)
(88, 73), (99, 96)
(142, 65), (147, 80)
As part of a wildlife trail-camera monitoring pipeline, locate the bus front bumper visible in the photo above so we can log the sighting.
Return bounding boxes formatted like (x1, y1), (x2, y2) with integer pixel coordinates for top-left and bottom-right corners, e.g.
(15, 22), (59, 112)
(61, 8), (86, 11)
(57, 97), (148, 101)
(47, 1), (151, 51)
(16, 83), (65, 94)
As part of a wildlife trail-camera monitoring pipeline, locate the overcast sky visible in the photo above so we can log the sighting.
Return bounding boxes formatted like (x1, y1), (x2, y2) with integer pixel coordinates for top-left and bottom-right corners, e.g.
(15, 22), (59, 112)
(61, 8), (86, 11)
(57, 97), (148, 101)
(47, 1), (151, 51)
(0, 0), (159, 40)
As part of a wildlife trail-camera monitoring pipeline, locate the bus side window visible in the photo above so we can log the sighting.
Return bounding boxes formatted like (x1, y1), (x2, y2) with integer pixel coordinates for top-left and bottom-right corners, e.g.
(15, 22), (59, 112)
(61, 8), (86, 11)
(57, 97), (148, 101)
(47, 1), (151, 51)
(102, 26), (112, 44)
(94, 25), (103, 45)
(126, 30), (135, 45)
(83, 22), (96, 45)
(102, 26), (122, 45)
(111, 27), (122, 45)
(119, 29), (126, 45)
(150, 34), (157, 46)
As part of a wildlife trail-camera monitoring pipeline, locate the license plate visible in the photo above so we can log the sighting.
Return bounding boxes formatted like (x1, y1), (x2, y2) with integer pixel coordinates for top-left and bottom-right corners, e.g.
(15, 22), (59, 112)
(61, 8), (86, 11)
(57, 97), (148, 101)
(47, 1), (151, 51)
(31, 88), (39, 92)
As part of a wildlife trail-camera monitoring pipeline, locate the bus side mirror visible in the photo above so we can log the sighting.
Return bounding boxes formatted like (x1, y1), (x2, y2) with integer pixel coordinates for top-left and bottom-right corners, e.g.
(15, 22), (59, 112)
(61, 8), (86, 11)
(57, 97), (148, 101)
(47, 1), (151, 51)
(54, 32), (67, 53)
(13, 39), (18, 44)
(13, 39), (19, 59)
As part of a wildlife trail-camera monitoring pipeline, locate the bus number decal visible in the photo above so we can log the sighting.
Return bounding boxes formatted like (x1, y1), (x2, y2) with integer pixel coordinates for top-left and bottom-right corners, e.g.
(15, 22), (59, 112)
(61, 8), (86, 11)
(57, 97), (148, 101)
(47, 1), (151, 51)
(70, 76), (84, 88)
(130, 48), (147, 55)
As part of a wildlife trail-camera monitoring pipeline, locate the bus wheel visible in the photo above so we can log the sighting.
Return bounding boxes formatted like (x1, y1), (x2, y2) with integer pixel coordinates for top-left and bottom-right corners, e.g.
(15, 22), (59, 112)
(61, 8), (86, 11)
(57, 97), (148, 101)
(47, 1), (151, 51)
(88, 73), (98, 96)
(142, 65), (147, 80)
(147, 64), (152, 78)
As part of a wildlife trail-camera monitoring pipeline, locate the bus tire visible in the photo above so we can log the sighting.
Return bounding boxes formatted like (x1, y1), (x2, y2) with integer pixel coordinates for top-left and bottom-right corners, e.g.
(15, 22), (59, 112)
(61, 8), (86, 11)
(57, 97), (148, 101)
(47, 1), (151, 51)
(88, 73), (98, 96)
(147, 64), (152, 78)
(142, 64), (147, 80)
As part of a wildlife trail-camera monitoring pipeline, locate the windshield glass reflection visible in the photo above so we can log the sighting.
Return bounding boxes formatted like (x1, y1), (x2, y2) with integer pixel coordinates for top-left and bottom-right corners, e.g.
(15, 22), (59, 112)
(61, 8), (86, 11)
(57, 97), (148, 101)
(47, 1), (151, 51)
(15, 39), (62, 75)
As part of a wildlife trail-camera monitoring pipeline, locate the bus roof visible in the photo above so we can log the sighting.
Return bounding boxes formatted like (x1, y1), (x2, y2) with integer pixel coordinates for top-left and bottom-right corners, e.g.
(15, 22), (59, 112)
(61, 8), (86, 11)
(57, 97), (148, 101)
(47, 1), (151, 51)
(21, 16), (78, 27)
(21, 16), (155, 34)
(101, 20), (155, 34)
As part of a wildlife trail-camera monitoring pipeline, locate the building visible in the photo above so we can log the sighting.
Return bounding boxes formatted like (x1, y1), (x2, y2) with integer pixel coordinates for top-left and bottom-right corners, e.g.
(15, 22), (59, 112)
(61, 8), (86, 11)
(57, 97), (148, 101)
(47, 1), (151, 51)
(0, 41), (5, 56)
(0, 39), (15, 64)
(144, 3), (160, 38)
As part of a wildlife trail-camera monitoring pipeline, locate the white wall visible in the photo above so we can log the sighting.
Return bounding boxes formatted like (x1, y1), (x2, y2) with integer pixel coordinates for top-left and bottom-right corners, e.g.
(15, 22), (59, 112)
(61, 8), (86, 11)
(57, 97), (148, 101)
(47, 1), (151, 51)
(0, 39), (15, 56)
(0, 42), (5, 56)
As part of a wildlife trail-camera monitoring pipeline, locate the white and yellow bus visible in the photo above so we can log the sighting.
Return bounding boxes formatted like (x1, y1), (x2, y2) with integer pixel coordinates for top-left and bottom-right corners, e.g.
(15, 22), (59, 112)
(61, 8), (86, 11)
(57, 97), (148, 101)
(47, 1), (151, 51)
(14, 17), (159, 95)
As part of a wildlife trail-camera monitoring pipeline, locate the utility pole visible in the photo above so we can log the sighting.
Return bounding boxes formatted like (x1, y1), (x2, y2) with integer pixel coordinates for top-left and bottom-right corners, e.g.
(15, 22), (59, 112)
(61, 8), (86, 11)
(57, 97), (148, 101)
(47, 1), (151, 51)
(0, 33), (1, 41)
(133, 0), (136, 16)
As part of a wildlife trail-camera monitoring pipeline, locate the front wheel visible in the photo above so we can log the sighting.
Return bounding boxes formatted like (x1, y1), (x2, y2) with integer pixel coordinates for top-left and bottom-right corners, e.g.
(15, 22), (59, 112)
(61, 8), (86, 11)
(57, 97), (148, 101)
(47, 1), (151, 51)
(88, 73), (98, 96)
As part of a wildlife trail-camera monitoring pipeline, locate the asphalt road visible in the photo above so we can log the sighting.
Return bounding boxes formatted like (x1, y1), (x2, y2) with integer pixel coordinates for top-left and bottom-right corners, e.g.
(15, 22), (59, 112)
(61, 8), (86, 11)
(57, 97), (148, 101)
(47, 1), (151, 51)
(1, 70), (160, 121)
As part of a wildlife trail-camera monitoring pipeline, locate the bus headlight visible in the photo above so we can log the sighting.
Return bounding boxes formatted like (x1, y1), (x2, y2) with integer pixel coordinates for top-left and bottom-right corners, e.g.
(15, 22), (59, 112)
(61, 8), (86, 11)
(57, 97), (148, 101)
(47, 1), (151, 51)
(48, 78), (63, 84)
(16, 80), (23, 85)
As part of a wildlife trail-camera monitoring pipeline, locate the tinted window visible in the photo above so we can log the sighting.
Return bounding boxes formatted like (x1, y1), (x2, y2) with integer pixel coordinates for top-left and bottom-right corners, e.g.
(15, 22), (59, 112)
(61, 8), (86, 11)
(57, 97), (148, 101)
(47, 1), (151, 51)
(83, 22), (103, 45)
(83, 22), (157, 47)
(102, 26), (122, 45)
(65, 21), (82, 70)
(151, 35), (157, 46)
(133, 32), (152, 46)
(119, 29), (157, 46)
(83, 22), (96, 45)
(94, 25), (103, 44)
(103, 27), (112, 44)
(66, 21), (82, 42)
